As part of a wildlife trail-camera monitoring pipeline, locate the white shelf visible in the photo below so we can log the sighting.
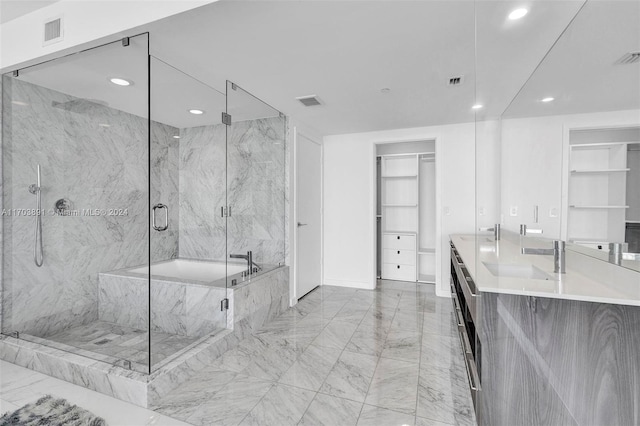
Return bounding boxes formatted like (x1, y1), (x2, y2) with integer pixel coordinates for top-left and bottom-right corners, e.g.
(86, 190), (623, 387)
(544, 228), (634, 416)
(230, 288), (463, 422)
(571, 168), (630, 173)
(418, 247), (435, 254)
(381, 174), (417, 178)
(569, 205), (629, 209)
(570, 142), (638, 150)
(569, 238), (611, 244)
(384, 230), (417, 235)
(382, 204), (418, 207)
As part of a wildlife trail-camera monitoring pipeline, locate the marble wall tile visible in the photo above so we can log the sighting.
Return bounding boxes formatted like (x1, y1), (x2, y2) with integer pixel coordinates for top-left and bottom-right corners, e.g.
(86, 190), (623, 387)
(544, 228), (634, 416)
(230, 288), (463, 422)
(2, 79), (178, 339)
(178, 117), (286, 267)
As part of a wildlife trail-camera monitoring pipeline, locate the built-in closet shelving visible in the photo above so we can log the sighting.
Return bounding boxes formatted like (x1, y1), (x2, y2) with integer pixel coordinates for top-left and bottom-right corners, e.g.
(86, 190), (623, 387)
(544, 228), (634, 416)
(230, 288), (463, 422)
(380, 152), (435, 283)
(567, 138), (633, 246)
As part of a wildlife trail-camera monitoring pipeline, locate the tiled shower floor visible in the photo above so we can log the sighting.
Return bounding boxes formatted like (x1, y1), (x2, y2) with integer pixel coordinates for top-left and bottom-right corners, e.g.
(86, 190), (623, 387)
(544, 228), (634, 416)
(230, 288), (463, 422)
(150, 280), (477, 425)
(46, 320), (200, 368)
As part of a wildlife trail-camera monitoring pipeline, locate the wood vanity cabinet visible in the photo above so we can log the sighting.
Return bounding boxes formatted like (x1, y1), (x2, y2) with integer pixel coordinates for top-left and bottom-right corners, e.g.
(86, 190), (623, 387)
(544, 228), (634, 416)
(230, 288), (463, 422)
(450, 240), (640, 426)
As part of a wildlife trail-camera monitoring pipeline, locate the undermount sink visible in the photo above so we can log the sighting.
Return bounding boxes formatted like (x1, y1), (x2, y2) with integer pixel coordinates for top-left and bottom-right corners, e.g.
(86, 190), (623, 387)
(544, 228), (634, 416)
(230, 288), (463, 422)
(482, 262), (555, 281)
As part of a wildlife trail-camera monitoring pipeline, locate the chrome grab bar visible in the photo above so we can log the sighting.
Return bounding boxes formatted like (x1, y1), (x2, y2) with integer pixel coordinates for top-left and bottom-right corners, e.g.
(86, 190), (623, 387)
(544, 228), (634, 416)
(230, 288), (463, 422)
(28, 164), (43, 267)
(152, 203), (169, 231)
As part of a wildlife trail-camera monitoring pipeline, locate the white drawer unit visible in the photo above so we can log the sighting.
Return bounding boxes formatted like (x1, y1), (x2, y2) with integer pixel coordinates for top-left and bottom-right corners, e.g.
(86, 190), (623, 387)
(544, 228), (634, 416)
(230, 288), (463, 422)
(383, 248), (416, 265)
(383, 233), (416, 250)
(382, 263), (417, 281)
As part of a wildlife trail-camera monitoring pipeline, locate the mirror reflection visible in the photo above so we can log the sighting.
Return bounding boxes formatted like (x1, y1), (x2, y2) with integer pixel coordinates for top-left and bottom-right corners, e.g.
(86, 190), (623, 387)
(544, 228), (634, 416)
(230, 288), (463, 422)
(498, 0), (640, 271)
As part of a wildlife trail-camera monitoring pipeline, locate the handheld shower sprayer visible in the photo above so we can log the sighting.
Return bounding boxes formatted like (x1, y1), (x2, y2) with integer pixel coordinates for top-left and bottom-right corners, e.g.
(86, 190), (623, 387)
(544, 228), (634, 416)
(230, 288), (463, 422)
(29, 165), (44, 267)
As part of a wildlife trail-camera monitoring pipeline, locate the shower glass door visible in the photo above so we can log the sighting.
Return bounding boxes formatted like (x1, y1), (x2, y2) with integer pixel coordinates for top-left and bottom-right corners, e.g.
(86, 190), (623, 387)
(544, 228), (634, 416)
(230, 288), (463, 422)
(225, 81), (286, 290)
(148, 57), (227, 372)
(1, 34), (152, 373)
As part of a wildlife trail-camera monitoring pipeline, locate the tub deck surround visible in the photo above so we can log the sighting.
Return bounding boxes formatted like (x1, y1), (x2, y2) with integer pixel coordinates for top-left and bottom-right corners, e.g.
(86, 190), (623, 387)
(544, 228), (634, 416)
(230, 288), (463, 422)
(0, 266), (289, 407)
(450, 232), (640, 305)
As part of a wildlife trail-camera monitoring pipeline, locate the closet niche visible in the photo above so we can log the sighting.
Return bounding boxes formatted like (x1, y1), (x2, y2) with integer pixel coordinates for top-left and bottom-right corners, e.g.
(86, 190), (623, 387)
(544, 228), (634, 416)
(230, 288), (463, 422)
(376, 140), (436, 283)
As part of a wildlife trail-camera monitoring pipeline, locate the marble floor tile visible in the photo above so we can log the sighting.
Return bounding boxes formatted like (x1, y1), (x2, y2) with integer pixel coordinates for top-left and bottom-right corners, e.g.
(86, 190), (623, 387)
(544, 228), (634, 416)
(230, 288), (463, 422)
(44, 320), (201, 368)
(381, 330), (422, 363)
(298, 393), (362, 426)
(150, 367), (237, 420)
(421, 333), (465, 370)
(239, 337), (304, 381)
(356, 404), (416, 426)
(311, 318), (358, 350)
(239, 383), (315, 426)
(319, 350), (378, 402)
(3, 283), (477, 426)
(422, 312), (456, 336)
(345, 326), (389, 357)
(415, 416), (455, 426)
(365, 357), (420, 415)
(416, 364), (475, 425)
(185, 375), (274, 426)
(278, 344), (341, 391)
(333, 304), (370, 323)
(390, 311), (424, 333)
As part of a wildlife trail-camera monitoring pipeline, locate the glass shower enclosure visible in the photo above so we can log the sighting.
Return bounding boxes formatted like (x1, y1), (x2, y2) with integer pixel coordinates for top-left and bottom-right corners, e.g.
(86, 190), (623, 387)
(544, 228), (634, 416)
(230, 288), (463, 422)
(1, 34), (287, 374)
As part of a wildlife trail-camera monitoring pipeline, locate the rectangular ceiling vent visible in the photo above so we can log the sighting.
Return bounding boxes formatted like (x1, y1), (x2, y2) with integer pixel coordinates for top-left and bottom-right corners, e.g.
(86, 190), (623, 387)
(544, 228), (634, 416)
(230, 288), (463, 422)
(616, 51), (640, 65)
(448, 75), (465, 86)
(296, 95), (322, 107)
(43, 16), (64, 46)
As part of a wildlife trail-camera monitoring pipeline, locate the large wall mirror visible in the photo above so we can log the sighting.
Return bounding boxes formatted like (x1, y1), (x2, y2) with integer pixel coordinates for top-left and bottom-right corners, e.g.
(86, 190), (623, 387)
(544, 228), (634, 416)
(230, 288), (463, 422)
(496, 0), (640, 272)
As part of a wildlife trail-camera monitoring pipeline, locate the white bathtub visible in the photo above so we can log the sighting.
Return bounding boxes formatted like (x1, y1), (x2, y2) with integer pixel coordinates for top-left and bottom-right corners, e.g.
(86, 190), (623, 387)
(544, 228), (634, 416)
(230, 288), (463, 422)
(128, 259), (248, 284)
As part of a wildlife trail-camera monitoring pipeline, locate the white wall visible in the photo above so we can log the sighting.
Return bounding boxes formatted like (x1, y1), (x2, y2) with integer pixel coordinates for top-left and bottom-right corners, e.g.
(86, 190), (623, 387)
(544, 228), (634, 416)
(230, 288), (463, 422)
(323, 122), (476, 297)
(501, 109), (640, 240)
(0, 0), (217, 71)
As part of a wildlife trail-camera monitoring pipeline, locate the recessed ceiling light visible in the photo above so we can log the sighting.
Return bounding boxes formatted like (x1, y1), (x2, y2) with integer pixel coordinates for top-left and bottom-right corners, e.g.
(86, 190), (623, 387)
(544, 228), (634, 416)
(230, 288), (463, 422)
(172, 135), (180, 139)
(188, 109), (205, 115)
(11, 100), (28, 106)
(109, 77), (132, 86)
(98, 123), (110, 128)
(472, 104), (483, 110)
(541, 97), (555, 103)
(380, 88), (391, 93)
(508, 8), (528, 20)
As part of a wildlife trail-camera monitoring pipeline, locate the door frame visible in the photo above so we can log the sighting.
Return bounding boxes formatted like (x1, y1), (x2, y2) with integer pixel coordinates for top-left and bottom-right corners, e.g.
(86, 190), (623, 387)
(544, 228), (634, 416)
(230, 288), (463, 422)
(292, 125), (324, 305)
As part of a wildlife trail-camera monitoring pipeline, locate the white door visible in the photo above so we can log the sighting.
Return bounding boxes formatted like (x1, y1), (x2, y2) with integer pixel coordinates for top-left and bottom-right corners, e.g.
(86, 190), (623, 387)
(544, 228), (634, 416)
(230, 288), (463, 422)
(296, 133), (322, 299)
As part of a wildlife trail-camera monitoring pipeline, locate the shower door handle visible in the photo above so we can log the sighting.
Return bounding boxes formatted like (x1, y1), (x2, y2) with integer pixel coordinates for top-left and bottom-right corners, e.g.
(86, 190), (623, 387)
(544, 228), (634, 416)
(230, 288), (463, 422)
(152, 204), (169, 231)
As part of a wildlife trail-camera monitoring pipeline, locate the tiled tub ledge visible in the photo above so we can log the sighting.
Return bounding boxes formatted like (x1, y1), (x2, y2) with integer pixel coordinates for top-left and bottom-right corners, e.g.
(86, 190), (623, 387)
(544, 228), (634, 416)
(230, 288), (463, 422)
(0, 266), (289, 408)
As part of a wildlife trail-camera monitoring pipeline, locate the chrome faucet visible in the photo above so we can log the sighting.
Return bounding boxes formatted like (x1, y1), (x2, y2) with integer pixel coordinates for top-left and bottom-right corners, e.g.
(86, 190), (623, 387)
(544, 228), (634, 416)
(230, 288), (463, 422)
(521, 240), (566, 274)
(479, 224), (501, 240)
(520, 224), (543, 236)
(608, 242), (640, 265)
(230, 250), (262, 276)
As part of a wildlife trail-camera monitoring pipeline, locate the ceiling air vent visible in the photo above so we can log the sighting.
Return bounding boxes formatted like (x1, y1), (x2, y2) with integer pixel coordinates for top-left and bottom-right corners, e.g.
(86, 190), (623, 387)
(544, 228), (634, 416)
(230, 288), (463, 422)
(43, 16), (63, 46)
(616, 51), (640, 65)
(448, 75), (465, 86)
(296, 95), (322, 107)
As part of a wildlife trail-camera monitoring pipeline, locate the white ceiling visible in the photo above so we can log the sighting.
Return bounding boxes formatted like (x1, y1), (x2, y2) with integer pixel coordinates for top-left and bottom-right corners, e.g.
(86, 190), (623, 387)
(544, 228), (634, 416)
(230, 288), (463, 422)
(9, 1), (638, 135)
(0, 0), (60, 24)
(503, 0), (640, 118)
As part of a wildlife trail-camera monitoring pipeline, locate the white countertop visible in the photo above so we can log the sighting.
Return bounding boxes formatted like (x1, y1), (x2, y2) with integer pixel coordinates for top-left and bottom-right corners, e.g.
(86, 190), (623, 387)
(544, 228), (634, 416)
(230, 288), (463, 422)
(450, 233), (640, 306)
